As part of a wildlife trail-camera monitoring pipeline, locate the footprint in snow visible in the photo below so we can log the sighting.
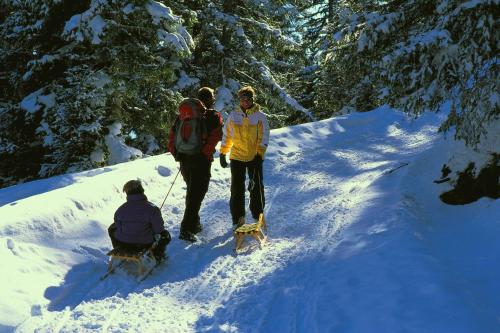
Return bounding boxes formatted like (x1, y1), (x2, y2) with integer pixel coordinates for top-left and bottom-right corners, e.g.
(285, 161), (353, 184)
(303, 127), (313, 134)
(73, 200), (84, 210)
(7, 238), (18, 256)
(157, 165), (172, 177)
(277, 141), (287, 147)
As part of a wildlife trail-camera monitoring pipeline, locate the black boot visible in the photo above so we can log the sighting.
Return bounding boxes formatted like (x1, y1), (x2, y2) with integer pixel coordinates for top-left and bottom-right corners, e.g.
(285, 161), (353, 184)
(179, 230), (197, 243)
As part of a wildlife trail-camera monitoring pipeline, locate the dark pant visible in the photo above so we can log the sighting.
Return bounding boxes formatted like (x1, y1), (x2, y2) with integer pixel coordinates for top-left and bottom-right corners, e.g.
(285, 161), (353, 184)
(179, 155), (211, 233)
(230, 158), (265, 224)
(108, 224), (171, 258)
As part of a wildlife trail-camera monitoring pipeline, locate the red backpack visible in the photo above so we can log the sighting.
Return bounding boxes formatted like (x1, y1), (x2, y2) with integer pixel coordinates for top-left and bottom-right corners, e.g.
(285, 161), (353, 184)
(174, 98), (208, 155)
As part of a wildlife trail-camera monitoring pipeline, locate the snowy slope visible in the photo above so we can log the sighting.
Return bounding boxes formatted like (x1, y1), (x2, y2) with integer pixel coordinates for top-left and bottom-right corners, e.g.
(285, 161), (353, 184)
(1, 107), (499, 333)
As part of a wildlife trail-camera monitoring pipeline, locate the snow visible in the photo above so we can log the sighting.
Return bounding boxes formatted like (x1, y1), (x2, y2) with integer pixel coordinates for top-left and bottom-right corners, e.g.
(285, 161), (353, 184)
(171, 71), (199, 92)
(62, 14), (82, 37)
(36, 122), (53, 146)
(437, 0), (450, 14)
(445, 118), (500, 173)
(357, 31), (370, 51)
(146, 1), (177, 25)
(249, 58), (313, 119)
(214, 86), (235, 114)
(90, 148), (105, 164)
(88, 71), (112, 89)
(20, 89), (44, 114)
(38, 93), (56, 110)
(62, 8), (101, 44)
(88, 15), (106, 45)
(333, 30), (344, 42)
(157, 29), (190, 53)
(210, 7), (238, 25)
(1, 107), (499, 332)
(177, 26), (194, 49)
(105, 122), (143, 165)
(461, 0), (489, 10)
(21, 70), (33, 81)
(64, 1), (176, 45)
(122, 4), (135, 15)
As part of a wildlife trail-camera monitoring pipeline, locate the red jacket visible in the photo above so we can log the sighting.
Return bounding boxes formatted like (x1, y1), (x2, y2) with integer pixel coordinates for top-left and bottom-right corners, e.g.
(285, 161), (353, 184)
(168, 108), (223, 162)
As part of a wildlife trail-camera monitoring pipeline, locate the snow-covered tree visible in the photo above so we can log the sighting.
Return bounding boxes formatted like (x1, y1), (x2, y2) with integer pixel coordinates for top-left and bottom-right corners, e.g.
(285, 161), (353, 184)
(322, 0), (499, 201)
(297, 1), (382, 117)
(300, 0), (338, 60)
(326, 0), (499, 145)
(164, 0), (313, 126)
(1, 0), (317, 187)
(0, 0), (191, 186)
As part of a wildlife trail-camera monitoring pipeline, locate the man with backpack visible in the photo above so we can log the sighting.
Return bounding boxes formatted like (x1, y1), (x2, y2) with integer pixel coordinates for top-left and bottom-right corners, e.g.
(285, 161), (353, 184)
(219, 86), (270, 230)
(168, 87), (223, 242)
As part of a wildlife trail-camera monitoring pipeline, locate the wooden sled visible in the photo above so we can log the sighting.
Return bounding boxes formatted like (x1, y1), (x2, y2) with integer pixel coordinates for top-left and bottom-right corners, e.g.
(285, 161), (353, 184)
(233, 213), (267, 252)
(106, 246), (156, 275)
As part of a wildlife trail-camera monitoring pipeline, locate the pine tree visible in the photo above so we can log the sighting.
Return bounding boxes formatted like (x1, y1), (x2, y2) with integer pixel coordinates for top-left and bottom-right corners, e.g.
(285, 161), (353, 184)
(300, 0), (338, 60)
(164, 0), (313, 126)
(324, 0), (499, 145)
(0, 0), (191, 186)
(318, 0), (499, 201)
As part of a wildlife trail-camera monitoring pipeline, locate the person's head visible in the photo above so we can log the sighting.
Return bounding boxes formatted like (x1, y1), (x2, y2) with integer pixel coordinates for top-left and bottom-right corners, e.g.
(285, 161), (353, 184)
(122, 180), (144, 195)
(238, 86), (255, 110)
(197, 87), (215, 109)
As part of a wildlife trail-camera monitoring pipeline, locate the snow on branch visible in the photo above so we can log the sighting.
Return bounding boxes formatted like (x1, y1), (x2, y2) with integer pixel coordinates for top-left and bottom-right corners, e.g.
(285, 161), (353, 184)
(240, 17), (299, 46)
(250, 58), (314, 120)
(146, 1), (179, 25)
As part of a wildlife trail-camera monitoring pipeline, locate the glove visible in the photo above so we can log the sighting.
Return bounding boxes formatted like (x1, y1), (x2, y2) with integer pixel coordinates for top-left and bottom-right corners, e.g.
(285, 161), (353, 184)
(253, 154), (262, 164)
(153, 233), (162, 248)
(220, 154), (228, 168)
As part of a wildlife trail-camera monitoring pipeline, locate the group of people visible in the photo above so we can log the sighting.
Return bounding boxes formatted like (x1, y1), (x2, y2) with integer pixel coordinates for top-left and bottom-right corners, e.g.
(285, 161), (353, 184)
(108, 86), (270, 260)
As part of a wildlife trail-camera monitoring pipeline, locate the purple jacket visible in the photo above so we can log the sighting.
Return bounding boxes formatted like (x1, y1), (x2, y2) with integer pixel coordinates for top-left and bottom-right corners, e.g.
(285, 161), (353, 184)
(114, 194), (165, 245)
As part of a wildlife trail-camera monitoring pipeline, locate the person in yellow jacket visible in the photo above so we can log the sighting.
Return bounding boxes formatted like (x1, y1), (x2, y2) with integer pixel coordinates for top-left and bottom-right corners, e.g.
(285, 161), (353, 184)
(219, 86), (270, 229)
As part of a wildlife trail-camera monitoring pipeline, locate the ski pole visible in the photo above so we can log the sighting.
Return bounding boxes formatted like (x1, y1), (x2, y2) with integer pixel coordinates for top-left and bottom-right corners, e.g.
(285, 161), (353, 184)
(159, 168), (181, 210)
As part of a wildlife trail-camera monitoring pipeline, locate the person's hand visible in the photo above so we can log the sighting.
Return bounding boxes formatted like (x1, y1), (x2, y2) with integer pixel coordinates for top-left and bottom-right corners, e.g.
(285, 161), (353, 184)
(220, 154), (228, 168)
(153, 233), (161, 247)
(253, 154), (262, 164)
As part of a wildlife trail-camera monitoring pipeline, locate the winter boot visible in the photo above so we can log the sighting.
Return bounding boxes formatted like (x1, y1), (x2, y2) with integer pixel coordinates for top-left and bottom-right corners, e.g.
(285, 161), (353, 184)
(179, 230), (198, 243)
(232, 216), (245, 231)
(193, 223), (203, 234)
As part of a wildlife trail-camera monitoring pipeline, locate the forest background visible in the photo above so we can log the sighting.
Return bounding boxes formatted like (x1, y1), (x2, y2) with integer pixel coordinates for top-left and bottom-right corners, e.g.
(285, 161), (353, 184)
(0, 0), (498, 201)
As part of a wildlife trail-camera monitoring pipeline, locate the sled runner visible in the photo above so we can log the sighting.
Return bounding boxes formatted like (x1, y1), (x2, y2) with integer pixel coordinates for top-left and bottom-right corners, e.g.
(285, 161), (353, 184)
(106, 246), (157, 276)
(233, 213), (267, 252)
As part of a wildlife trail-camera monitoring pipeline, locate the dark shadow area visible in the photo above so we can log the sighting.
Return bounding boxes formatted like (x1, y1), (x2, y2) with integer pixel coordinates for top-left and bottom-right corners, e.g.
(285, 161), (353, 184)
(440, 154), (499, 205)
(0, 324), (15, 333)
(43, 224), (236, 312)
(45, 260), (105, 311)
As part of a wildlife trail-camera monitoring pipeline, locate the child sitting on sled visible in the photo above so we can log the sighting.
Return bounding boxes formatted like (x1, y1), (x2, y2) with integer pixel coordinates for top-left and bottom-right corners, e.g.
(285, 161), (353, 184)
(108, 180), (171, 262)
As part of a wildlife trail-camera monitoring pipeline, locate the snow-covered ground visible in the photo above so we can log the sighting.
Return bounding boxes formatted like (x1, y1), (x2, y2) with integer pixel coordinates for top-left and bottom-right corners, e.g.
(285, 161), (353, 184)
(1, 107), (499, 333)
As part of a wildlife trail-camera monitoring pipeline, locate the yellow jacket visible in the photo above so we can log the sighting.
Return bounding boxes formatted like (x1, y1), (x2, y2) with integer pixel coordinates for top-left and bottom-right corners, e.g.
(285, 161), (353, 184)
(220, 103), (270, 162)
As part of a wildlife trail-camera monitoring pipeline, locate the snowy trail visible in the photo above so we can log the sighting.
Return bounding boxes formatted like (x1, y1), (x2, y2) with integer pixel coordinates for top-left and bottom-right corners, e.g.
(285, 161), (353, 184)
(5, 108), (500, 332)
(16, 111), (434, 332)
